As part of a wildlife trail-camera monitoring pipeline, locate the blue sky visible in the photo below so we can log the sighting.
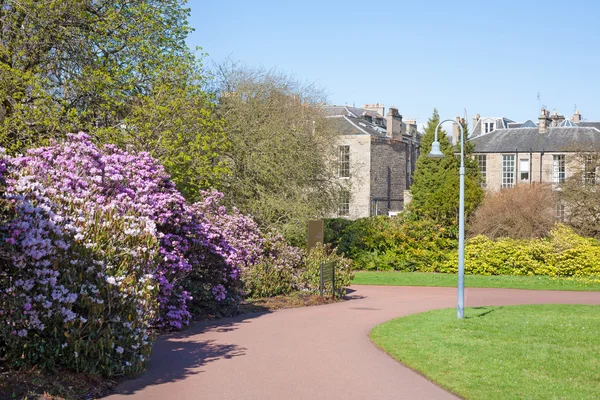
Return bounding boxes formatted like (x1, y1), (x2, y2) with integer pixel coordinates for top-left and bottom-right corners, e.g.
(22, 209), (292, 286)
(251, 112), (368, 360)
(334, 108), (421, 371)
(188, 0), (600, 127)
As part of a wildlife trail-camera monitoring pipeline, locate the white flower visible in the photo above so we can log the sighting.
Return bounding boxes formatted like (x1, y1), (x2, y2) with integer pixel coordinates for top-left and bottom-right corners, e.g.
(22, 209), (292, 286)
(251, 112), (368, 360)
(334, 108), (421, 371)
(116, 346), (124, 354)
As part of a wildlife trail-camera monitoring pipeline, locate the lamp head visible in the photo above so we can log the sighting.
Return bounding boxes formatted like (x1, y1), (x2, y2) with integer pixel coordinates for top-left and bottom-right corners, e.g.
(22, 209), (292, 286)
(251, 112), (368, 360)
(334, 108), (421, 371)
(427, 140), (445, 159)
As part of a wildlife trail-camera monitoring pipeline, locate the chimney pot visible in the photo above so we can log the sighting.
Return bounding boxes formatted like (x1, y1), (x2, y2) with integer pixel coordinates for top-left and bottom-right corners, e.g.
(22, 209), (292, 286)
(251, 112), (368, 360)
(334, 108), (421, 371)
(539, 108), (551, 134)
(386, 107), (403, 138)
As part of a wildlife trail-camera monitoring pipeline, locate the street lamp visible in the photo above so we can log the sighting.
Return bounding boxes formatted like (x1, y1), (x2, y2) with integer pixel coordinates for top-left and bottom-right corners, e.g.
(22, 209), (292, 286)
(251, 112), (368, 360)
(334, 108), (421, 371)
(427, 119), (465, 319)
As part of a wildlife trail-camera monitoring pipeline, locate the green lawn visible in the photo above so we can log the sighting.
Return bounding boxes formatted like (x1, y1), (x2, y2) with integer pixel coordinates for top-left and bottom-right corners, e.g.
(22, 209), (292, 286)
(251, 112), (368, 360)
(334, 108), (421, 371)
(352, 271), (600, 291)
(370, 304), (600, 400)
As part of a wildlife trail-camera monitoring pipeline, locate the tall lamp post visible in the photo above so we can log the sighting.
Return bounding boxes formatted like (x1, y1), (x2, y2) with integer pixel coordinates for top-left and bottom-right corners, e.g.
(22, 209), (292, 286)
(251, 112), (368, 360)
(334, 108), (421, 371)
(427, 119), (465, 319)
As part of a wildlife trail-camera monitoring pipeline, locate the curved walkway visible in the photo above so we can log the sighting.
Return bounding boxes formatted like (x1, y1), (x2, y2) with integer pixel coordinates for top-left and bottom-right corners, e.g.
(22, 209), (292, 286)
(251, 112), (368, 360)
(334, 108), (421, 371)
(106, 286), (600, 400)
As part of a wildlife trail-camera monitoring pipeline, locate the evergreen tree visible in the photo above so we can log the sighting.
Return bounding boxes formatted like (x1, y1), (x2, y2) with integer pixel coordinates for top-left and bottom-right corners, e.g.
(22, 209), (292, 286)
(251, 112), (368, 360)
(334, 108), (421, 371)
(409, 109), (483, 227)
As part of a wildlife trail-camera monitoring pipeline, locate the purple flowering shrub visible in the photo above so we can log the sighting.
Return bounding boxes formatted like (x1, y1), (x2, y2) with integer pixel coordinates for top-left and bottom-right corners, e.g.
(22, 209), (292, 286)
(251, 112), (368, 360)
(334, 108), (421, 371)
(183, 193), (264, 316)
(0, 134), (265, 375)
(0, 133), (338, 376)
(2, 134), (261, 329)
(0, 165), (159, 376)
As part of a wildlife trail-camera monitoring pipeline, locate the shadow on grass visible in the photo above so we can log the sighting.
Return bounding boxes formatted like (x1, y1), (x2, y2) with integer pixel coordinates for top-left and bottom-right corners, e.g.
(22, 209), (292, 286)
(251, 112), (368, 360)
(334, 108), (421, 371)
(109, 310), (269, 397)
(465, 306), (503, 319)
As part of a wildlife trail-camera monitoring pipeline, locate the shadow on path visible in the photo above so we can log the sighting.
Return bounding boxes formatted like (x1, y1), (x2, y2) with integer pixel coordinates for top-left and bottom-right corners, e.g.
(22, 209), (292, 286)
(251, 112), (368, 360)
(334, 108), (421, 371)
(109, 311), (269, 397)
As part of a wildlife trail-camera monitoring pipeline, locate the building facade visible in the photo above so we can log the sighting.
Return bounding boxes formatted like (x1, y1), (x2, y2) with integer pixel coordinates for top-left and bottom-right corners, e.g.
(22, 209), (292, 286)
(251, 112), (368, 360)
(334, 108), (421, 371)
(466, 109), (600, 192)
(325, 104), (420, 219)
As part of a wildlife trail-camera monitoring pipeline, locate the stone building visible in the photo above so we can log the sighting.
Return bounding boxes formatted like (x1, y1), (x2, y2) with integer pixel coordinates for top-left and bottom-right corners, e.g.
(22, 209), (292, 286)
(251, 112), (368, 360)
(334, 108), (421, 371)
(324, 104), (421, 218)
(465, 109), (600, 194)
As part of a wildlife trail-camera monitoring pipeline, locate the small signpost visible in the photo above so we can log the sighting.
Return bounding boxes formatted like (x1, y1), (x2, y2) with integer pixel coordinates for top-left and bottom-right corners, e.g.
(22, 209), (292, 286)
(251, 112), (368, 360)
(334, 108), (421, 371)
(320, 262), (335, 300)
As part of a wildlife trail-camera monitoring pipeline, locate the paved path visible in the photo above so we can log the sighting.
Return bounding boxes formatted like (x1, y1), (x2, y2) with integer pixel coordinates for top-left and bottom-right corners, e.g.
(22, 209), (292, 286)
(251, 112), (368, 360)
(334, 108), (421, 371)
(106, 286), (600, 400)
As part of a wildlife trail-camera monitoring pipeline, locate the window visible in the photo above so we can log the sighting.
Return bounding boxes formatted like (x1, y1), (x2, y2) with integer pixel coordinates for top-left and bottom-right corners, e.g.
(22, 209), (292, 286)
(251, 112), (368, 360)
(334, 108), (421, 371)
(520, 159), (529, 181)
(370, 199), (377, 216)
(338, 145), (350, 178)
(584, 155), (597, 185)
(552, 155), (566, 185)
(338, 190), (350, 216)
(477, 155), (487, 187)
(502, 155), (515, 188)
(484, 122), (495, 133)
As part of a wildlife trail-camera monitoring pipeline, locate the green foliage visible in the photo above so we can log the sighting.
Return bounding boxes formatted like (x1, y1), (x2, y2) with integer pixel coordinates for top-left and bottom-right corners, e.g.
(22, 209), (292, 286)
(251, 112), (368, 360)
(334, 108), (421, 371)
(352, 271), (600, 291)
(242, 234), (304, 299)
(408, 109), (484, 225)
(0, 0), (229, 197)
(442, 225), (600, 278)
(324, 217), (374, 259)
(327, 215), (600, 280)
(243, 241), (354, 299)
(301, 243), (354, 298)
(213, 64), (342, 244)
(325, 215), (458, 272)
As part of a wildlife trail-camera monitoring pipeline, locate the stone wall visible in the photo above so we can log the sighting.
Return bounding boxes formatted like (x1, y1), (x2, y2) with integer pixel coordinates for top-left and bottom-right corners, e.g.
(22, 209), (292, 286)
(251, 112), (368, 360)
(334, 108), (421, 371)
(369, 137), (407, 215)
(336, 135), (372, 219)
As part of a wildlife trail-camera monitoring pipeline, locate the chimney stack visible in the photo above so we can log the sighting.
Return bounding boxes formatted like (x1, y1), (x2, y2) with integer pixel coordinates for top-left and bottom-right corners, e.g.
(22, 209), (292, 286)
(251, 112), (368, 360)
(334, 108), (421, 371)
(386, 107), (403, 139)
(538, 108), (551, 134)
(362, 103), (385, 117)
(571, 109), (582, 123)
(473, 114), (480, 131)
(549, 111), (565, 126)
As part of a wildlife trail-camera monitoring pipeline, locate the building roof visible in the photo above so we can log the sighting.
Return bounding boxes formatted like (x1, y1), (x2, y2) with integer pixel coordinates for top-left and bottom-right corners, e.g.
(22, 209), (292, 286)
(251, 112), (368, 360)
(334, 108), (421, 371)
(578, 121), (600, 130)
(323, 105), (383, 119)
(470, 126), (600, 153)
(326, 114), (388, 136)
(472, 117), (515, 138)
(323, 105), (422, 140)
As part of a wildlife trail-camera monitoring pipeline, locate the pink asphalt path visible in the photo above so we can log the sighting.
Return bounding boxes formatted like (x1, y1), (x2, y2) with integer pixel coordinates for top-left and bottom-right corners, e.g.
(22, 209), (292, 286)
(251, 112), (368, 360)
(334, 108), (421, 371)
(105, 286), (600, 400)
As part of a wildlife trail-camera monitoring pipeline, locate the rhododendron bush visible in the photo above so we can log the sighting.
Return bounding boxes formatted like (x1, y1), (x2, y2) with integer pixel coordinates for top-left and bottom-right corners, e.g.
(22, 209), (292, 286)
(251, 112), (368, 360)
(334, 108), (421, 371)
(0, 134), (267, 376)
(0, 133), (345, 377)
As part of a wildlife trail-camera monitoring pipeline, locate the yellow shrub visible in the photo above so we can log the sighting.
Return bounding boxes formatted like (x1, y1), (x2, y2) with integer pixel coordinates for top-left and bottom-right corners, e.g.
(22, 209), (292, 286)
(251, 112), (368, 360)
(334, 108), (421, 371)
(442, 225), (600, 278)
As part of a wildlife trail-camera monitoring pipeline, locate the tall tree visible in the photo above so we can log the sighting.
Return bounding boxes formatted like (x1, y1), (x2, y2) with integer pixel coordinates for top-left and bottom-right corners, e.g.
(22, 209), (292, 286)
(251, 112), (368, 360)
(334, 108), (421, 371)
(213, 63), (342, 244)
(0, 0), (228, 196)
(409, 109), (483, 226)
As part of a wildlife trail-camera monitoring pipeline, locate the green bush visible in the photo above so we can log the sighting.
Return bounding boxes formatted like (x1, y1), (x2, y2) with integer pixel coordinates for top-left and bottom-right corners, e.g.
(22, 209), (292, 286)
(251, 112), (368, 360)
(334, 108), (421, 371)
(326, 215), (457, 272)
(243, 238), (354, 299)
(242, 232), (304, 299)
(301, 243), (354, 298)
(324, 217), (373, 259)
